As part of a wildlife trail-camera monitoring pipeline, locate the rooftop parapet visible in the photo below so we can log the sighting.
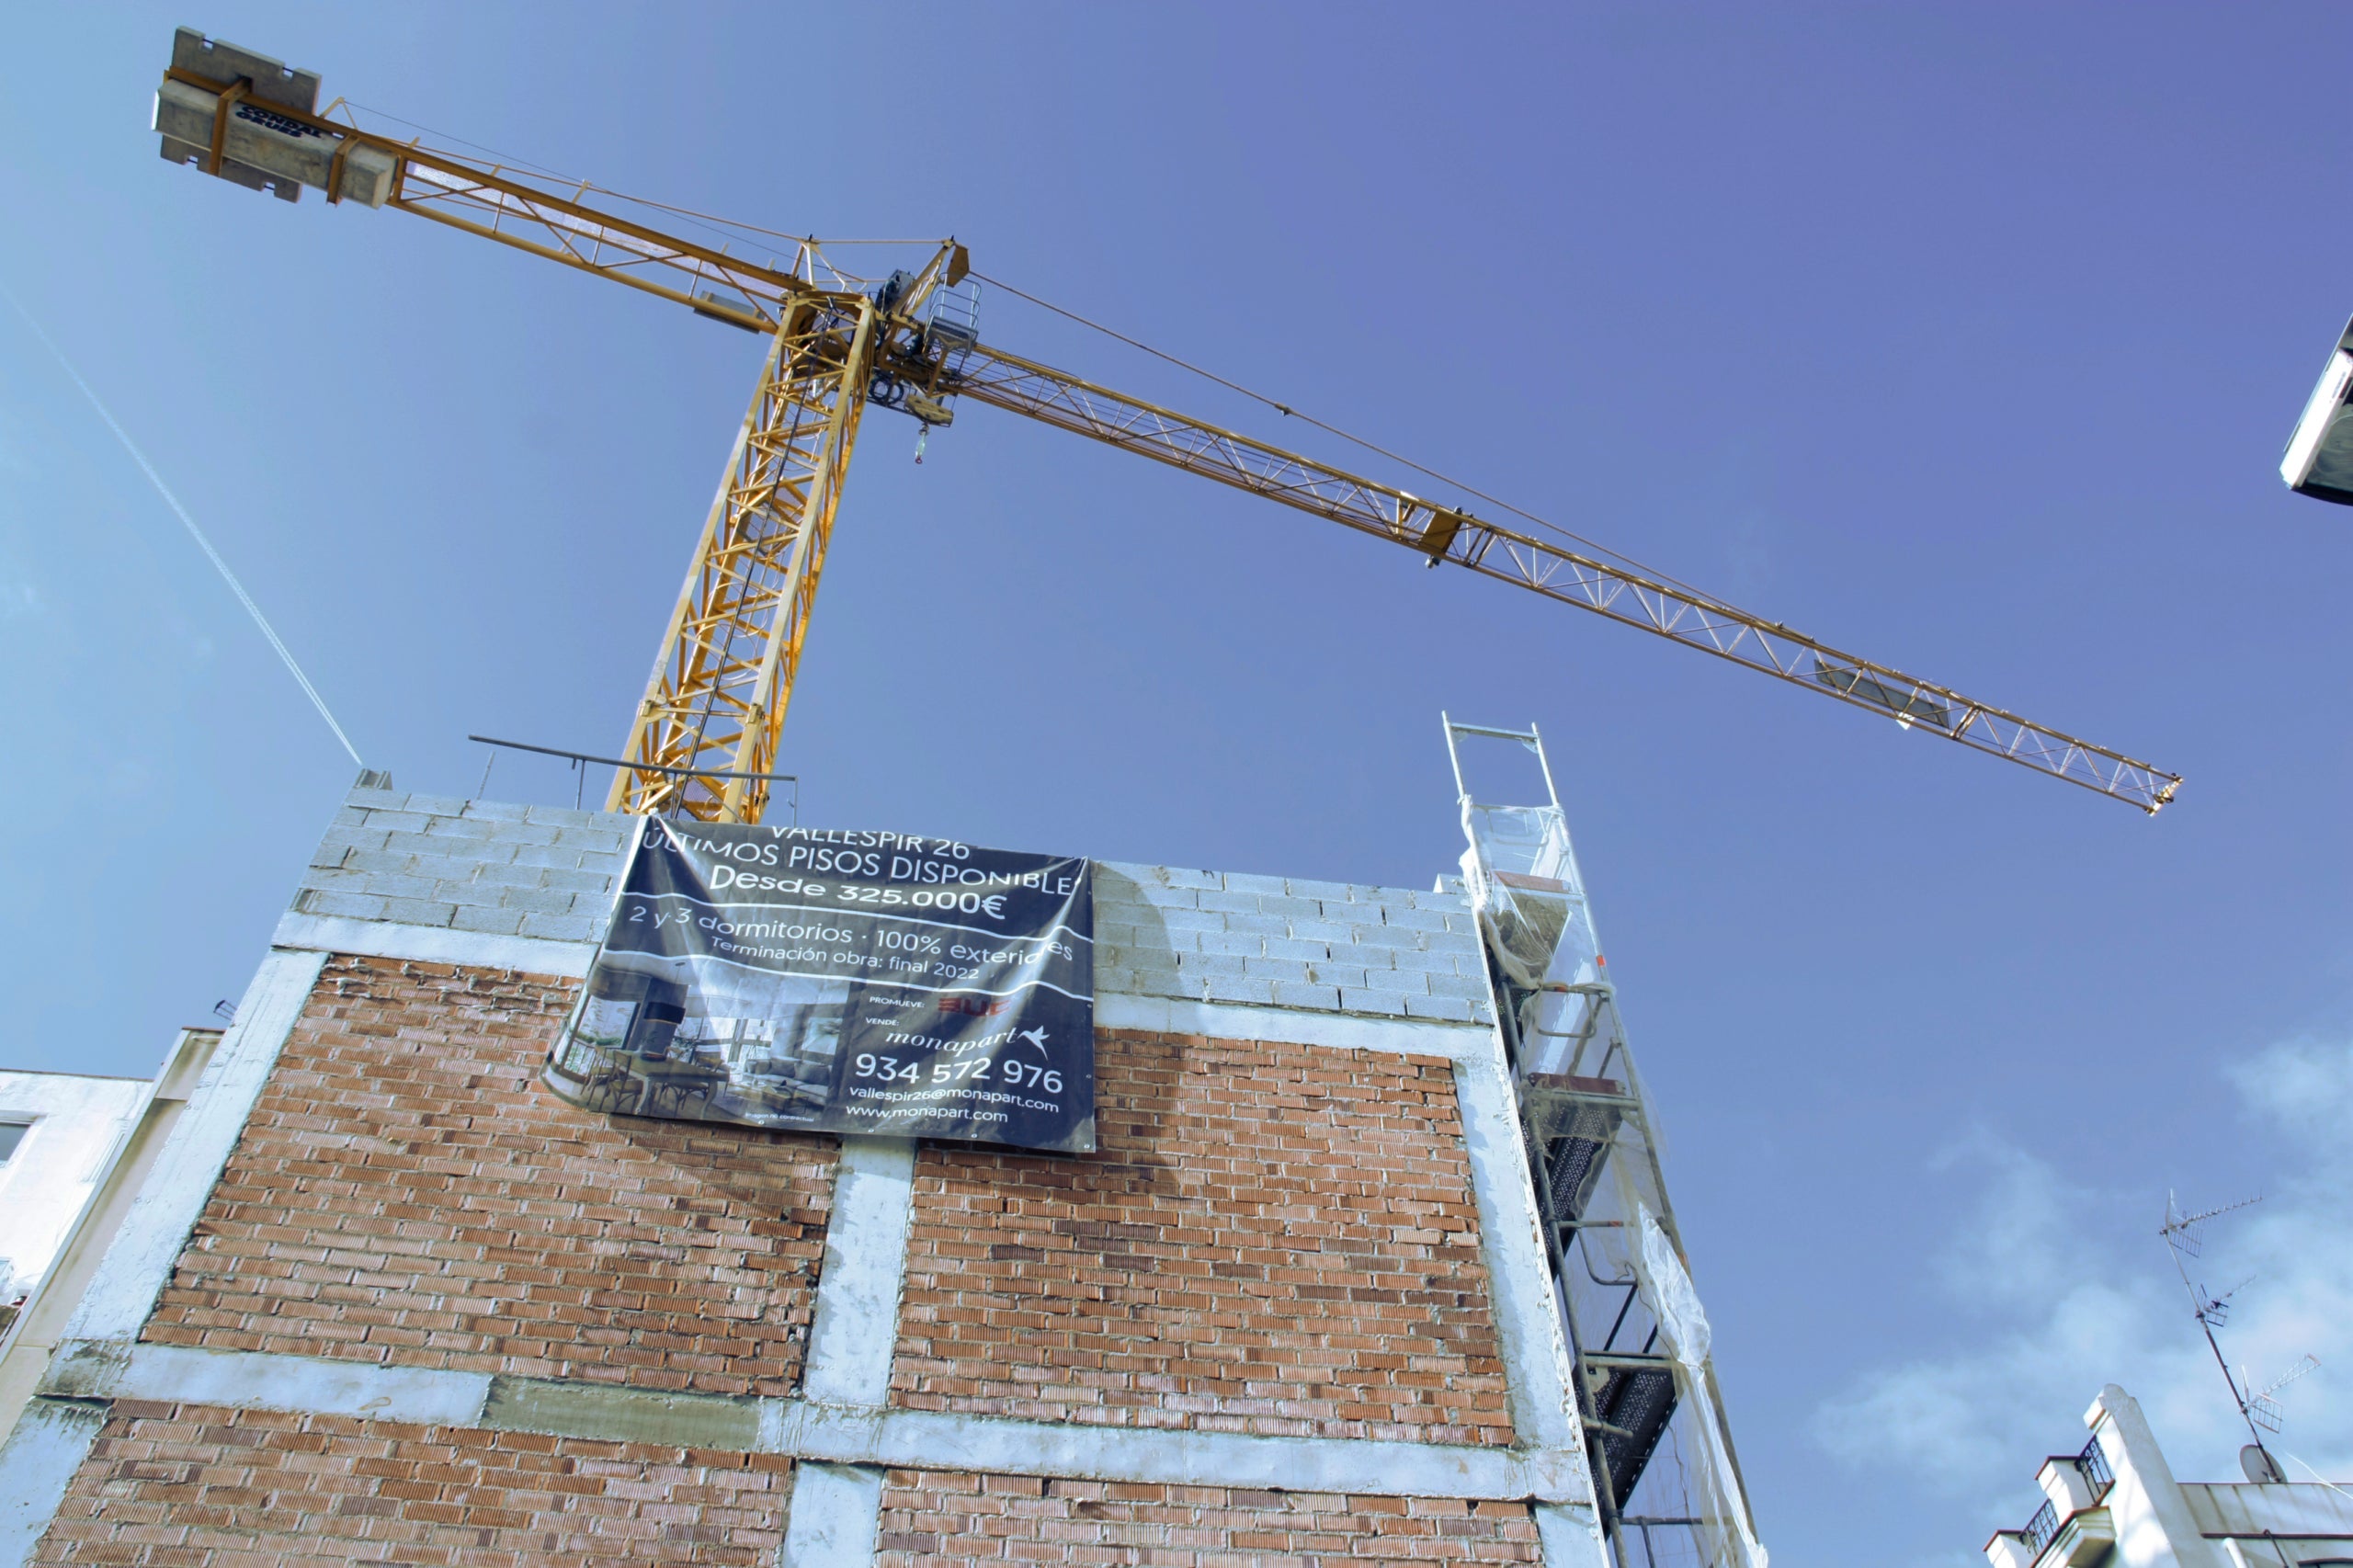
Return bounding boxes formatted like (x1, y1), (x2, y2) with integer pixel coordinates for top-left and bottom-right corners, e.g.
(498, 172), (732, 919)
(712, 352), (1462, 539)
(281, 776), (1494, 1026)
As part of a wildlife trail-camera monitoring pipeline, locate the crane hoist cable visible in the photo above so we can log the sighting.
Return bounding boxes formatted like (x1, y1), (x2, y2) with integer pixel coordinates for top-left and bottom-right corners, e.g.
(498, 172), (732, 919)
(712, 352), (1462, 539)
(149, 28), (2181, 821)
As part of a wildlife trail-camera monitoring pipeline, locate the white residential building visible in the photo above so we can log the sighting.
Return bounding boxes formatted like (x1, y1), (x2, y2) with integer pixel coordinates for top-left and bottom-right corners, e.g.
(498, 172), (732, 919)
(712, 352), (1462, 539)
(1986, 1386), (2353, 1568)
(0, 1073), (149, 1321)
(0, 1031), (221, 1440)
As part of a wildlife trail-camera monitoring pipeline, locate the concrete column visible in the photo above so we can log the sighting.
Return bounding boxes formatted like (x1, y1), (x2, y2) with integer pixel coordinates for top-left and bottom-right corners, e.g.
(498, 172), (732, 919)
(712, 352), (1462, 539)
(1454, 1033), (1608, 1567)
(781, 1462), (885, 1568)
(0, 1403), (108, 1567)
(780, 1137), (915, 1568)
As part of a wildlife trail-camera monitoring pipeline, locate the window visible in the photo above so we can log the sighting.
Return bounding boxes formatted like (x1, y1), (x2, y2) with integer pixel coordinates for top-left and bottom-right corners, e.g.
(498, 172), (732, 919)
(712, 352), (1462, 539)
(0, 1119), (28, 1164)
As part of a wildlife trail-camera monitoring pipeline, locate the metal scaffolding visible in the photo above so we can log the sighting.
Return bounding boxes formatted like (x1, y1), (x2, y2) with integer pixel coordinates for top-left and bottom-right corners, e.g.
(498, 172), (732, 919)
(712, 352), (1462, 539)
(1445, 717), (1768, 1568)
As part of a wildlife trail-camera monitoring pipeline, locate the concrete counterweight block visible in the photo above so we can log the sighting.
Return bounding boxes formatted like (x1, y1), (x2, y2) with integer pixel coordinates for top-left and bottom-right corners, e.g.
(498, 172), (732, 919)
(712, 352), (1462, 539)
(153, 28), (394, 207)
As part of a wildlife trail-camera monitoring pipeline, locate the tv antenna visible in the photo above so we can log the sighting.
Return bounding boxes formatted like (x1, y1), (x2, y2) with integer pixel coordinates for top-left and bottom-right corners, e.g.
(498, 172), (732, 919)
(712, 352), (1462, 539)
(2161, 1192), (2322, 1479)
(2246, 1357), (2323, 1435)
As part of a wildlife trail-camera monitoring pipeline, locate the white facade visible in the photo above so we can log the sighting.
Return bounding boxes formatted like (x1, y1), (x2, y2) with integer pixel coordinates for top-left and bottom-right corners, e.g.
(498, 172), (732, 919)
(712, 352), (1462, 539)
(0, 1073), (148, 1312)
(0, 1030), (222, 1460)
(1986, 1386), (2353, 1568)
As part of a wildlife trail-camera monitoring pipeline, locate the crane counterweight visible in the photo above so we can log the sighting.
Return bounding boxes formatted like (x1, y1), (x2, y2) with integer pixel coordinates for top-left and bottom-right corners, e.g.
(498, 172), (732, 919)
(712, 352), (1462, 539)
(153, 30), (393, 206)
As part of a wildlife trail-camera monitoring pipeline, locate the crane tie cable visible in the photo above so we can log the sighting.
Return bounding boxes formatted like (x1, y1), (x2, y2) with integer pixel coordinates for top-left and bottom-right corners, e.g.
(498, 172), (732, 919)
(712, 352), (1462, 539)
(968, 269), (1736, 609)
(334, 101), (1739, 613)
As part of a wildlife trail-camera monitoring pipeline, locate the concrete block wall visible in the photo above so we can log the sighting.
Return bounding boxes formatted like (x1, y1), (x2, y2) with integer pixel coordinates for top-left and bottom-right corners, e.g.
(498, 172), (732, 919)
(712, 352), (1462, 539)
(0, 779), (1597, 1568)
(294, 787), (1495, 1025)
(295, 787), (632, 946)
(1096, 867), (1493, 1025)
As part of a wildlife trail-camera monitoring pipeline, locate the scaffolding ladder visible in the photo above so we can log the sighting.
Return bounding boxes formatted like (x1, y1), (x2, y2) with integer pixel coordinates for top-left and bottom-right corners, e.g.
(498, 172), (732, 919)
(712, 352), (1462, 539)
(1444, 716), (1768, 1568)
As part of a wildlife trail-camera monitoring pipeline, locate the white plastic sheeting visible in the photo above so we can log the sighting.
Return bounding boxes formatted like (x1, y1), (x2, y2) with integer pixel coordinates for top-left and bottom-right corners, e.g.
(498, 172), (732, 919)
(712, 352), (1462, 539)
(1636, 1207), (1712, 1370)
(1629, 1202), (1768, 1568)
(1457, 802), (1595, 986)
(1458, 801), (1604, 1076)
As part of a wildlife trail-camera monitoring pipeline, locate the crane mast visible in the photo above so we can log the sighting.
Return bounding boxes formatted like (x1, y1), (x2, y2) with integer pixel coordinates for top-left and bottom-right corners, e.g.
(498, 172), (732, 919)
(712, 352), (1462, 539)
(621, 290), (873, 820)
(151, 28), (2182, 818)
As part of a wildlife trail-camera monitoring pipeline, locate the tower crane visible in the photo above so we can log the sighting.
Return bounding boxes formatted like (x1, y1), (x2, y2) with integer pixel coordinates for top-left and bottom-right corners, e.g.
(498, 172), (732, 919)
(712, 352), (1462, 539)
(152, 29), (2181, 822)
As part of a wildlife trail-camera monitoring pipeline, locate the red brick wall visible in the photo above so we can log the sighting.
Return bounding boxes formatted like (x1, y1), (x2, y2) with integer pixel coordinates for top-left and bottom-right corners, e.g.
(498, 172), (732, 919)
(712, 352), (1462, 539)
(31, 1401), (792, 1566)
(875, 1471), (1543, 1565)
(41, 965), (1534, 1562)
(892, 1028), (1514, 1445)
(143, 956), (835, 1398)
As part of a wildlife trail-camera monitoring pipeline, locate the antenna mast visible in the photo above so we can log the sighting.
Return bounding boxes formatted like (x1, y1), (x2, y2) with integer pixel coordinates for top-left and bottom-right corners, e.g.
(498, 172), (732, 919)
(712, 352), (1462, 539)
(2159, 1192), (2319, 1473)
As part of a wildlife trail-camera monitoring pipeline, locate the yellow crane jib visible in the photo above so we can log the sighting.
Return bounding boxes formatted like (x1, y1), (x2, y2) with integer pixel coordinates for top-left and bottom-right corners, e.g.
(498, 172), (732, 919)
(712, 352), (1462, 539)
(1812, 661), (1955, 731)
(149, 28), (2183, 820)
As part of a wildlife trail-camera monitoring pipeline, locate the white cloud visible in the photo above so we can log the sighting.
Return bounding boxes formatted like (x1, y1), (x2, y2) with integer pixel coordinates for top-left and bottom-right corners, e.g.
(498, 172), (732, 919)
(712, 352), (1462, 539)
(1814, 1038), (2353, 1536)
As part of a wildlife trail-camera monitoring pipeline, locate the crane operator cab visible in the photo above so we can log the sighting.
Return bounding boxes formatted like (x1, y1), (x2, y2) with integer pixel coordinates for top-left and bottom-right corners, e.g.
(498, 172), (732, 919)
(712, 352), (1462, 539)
(2280, 315), (2353, 505)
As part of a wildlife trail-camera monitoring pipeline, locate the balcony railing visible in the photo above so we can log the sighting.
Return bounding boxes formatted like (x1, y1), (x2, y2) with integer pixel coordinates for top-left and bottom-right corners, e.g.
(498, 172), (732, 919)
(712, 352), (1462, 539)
(2078, 1437), (2113, 1501)
(2023, 1501), (2061, 1558)
(2018, 1441), (2113, 1562)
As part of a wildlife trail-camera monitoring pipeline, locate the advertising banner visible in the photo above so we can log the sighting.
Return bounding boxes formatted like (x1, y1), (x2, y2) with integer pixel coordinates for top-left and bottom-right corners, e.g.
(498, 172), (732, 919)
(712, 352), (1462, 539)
(544, 819), (1095, 1153)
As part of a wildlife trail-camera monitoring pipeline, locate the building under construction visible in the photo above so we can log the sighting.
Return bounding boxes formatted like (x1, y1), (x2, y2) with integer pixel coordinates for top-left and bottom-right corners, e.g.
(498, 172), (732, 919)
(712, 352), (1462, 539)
(0, 721), (1765, 1568)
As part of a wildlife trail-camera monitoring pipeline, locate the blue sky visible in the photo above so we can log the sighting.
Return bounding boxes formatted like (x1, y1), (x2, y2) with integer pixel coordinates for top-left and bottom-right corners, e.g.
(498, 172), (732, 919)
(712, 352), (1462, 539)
(4, 5), (2350, 1562)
